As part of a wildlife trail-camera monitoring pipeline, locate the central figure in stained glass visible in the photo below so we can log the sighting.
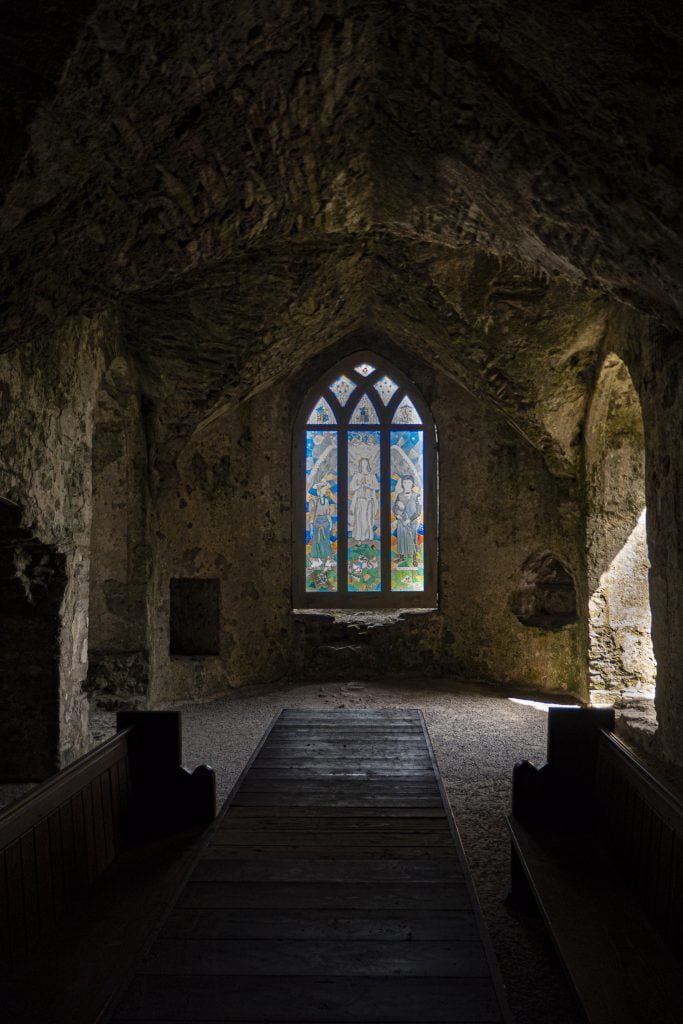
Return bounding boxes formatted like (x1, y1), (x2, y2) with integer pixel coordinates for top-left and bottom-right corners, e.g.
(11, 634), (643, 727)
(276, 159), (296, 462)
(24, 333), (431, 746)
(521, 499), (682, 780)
(350, 457), (379, 542)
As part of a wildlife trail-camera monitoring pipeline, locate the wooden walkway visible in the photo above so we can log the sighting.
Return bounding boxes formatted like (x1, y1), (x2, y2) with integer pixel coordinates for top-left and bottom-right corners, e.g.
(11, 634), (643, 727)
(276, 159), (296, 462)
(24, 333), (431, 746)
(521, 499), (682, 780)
(109, 709), (511, 1023)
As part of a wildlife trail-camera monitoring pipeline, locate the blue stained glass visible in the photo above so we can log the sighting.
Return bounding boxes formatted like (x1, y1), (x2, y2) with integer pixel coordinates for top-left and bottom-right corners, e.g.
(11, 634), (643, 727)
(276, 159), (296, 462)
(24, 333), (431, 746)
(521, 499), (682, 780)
(305, 430), (338, 592)
(390, 430), (424, 592)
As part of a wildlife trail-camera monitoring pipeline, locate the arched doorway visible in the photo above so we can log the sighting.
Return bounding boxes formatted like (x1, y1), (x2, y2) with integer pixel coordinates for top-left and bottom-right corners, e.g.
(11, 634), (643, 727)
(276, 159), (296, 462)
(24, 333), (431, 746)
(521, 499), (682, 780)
(585, 354), (655, 703)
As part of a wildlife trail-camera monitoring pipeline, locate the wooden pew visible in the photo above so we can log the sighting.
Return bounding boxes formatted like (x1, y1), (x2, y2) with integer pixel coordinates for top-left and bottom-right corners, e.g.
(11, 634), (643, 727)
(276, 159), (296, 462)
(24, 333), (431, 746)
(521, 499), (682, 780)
(0, 711), (215, 976)
(507, 707), (683, 1024)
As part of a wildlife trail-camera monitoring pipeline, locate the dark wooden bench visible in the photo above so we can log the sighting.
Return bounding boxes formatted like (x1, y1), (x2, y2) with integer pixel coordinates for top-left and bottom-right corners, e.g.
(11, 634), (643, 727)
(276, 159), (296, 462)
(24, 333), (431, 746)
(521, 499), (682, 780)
(0, 711), (215, 979)
(508, 707), (683, 1024)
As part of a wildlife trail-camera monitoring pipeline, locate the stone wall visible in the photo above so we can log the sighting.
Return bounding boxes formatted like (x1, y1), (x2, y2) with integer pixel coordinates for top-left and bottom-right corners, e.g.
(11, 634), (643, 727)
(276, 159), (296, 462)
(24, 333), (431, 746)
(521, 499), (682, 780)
(87, 356), (150, 708)
(638, 326), (683, 765)
(0, 314), (109, 773)
(151, 345), (586, 701)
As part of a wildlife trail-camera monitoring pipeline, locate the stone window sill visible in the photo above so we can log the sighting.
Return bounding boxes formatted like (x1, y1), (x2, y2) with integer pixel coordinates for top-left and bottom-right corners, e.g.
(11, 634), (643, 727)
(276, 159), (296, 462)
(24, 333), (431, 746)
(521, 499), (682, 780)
(292, 608), (438, 626)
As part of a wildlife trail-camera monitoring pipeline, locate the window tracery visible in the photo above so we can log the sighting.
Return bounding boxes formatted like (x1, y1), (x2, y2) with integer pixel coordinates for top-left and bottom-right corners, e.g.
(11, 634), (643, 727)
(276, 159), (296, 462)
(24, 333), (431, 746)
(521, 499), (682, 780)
(294, 353), (437, 608)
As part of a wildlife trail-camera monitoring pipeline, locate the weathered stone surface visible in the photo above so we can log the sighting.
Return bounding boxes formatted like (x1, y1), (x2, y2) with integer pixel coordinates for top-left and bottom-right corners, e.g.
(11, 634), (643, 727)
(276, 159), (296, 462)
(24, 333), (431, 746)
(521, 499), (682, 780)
(87, 355), (151, 706)
(0, 316), (113, 769)
(585, 352), (656, 696)
(0, 0), (680, 345)
(0, 1), (682, 775)
(510, 552), (578, 631)
(151, 341), (586, 701)
(638, 326), (683, 765)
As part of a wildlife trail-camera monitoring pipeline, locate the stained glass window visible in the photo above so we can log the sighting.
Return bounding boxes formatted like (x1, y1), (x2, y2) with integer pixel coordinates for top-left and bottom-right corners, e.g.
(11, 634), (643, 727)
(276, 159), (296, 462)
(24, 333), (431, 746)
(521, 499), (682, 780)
(330, 374), (356, 406)
(348, 431), (381, 591)
(392, 396), (422, 424)
(297, 354), (436, 607)
(349, 394), (380, 425)
(391, 430), (424, 591)
(374, 375), (399, 405)
(307, 396), (336, 425)
(305, 431), (338, 592)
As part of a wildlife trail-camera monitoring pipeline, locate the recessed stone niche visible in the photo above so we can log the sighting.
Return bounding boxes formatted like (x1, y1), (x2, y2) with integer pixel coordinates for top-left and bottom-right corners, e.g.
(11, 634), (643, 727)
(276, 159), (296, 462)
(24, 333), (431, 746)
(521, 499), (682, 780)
(169, 578), (220, 656)
(510, 552), (578, 631)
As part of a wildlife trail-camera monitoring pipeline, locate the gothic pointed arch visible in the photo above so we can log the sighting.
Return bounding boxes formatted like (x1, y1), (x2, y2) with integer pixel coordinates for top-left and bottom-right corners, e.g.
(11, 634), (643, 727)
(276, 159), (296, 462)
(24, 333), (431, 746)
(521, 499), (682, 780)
(293, 353), (437, 608)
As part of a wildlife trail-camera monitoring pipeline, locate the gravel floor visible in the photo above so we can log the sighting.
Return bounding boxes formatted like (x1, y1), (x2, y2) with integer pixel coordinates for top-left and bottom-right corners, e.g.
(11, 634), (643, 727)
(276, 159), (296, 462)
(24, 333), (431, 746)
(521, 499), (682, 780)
(91, 676), (583, 1024)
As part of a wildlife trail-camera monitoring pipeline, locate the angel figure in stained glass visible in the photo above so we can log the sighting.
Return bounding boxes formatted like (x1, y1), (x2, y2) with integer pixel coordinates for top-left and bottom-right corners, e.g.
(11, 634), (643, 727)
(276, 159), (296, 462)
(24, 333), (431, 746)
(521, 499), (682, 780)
(393, 475), (420, 566)
(349, 457), (379, 542)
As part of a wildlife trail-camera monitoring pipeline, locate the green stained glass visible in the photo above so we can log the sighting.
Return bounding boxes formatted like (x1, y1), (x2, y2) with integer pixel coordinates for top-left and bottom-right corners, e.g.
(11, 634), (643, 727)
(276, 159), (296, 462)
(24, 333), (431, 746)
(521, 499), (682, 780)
(305, 430), (338, 592)
(390, 430), (424, 592)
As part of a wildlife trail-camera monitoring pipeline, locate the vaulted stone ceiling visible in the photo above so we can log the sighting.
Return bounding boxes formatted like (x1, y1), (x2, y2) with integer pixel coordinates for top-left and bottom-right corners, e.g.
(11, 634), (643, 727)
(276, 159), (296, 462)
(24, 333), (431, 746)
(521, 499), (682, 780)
(0, 0), (680, 473)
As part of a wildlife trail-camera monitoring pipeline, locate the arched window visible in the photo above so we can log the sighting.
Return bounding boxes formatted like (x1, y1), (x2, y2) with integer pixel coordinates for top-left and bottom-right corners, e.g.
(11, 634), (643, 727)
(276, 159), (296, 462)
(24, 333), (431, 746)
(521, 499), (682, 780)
(293, 353), (437, 608)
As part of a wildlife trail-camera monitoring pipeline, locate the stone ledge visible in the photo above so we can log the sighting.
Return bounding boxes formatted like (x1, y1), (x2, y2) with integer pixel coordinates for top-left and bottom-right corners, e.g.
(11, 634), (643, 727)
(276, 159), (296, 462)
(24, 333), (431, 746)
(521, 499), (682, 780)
(292, 607), (439, 626)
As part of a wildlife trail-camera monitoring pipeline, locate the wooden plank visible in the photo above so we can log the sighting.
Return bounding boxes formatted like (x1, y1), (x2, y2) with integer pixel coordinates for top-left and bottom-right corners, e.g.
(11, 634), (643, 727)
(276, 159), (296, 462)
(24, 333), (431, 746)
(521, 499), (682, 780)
(60, 798), (78, 897)
(112, 974), (503, 1022)
(264, 734), (426, 742)
(20, 831), (40, 950)
(192, 857), (463, 883)
(211, 830), (453, 847)
(69, 793), (88, 897)
(669, 837), (683, 955)
(0, 731), (131, 850)
(267, 721), (425, 728)
(231, 793), (444, 807)
(247, 768), (436, 779)
(598, 732), (683, 838)
(80, 785), (98, 884)
(33, 817), (55, 935)
(100, 770), (116, 867)
(178, 881), (472, 911)
(0, 849), (11, 965)
(237, 779), (440, 794)
(217, 815), (451, 832)
(48, 808), (66, 917)
(140, 937), (490, 977)
(655, 824), (674, 936)
(90, 776), (107, 875)
(203, 845), (458, 860)
(224, 805), (448, 819)
(5, 838), (26, 962)
(252, 757), (434, 767)
(109, 709), (509, 1024)
(259, 753), (436, 761)
(272, 713), (421, 719)
(508, 818), (683, 1024)
(160, 907), (481, 942)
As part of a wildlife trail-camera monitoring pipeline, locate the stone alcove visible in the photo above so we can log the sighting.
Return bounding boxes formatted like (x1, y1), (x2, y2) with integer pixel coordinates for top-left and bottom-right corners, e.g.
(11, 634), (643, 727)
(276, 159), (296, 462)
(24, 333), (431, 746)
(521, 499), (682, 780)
(510, 551), (579, 631)
(585, 353), (656, 703)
